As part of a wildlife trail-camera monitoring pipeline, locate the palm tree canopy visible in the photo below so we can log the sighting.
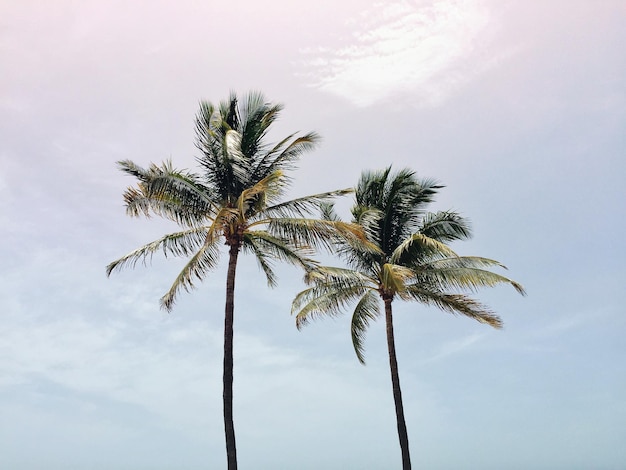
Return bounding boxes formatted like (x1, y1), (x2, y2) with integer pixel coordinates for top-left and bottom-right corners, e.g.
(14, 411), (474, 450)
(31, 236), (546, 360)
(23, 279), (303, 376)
(107, 91), (365, 310)
(294, 166), (525, 364)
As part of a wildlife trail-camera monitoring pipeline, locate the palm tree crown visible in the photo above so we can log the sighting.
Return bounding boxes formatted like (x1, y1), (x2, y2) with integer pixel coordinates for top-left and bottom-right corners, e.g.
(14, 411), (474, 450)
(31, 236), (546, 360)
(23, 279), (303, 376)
(107, 91), (361, 307)
(293, 166), (525, 469)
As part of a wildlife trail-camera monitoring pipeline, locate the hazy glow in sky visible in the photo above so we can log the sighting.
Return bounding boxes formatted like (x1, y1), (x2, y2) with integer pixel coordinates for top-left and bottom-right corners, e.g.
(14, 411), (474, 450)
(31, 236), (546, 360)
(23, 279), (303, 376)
(1, 0), (624, 469)
(300, 0), (494, 106)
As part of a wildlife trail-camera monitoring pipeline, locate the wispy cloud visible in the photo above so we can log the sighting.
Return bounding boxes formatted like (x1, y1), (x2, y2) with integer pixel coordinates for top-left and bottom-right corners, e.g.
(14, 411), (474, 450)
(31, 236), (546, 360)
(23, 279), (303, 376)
(298, 0), (500, 107)
(420, 331), (488, 364)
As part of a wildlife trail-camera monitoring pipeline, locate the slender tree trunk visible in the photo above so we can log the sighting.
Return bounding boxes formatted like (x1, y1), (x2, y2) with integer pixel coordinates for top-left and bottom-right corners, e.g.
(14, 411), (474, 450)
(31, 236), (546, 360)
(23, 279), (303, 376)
(385, 297), (411, 470)
(224, 243), (239, 470)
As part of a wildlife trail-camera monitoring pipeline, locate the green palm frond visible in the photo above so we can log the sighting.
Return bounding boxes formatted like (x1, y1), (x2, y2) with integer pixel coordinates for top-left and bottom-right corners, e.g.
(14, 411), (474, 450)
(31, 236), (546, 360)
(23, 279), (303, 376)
(159, 236), (222, 311)
(249, 132), (298, 181)
(390, 232), (458, 265)
(239, 92), (282, 157)
(303, 265), (375, 290)
(241, 234), (278, 287)
(404, 286), (503, 328)
(106, 227), (210, 276)
(415, 257), (526, 295)
(118, 160), (214, 225)
(266, 132), (321, 171)
(293, 283), (371, 329)
(261, 188), (353, 219)
(242, 230), (317, 286)
(419, 211), (472, 242)
(350, 291), (381, 364)
(414, 268), (525, 295)
(421, 256), (507, 270)
(122, 185), (207, 228)
(354, 208), (383, 245)
(267, 218), (371, 252)
(319, 202), (340, 221)
(251, 132), (321, 181)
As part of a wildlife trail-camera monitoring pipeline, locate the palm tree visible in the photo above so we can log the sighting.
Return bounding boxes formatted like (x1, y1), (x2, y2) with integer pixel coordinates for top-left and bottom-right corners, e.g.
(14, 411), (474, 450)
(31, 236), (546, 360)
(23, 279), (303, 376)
(106, 92), (365, 470)
(292, 167), (526, 470)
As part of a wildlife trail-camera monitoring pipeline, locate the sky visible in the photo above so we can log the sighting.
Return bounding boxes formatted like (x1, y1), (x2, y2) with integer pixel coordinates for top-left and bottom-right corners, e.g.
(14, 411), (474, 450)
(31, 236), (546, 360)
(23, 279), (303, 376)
(1, 0), (624, 469)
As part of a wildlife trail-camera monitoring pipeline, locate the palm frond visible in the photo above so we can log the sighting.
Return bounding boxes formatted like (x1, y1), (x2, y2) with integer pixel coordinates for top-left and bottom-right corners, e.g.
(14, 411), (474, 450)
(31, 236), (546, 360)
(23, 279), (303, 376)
(239, 92), (282, 158)
(242, 230), (318, 286)
(419, 211), (472, 242)
(260, 188), (353, 219)
(415, 267), (526, 295)
(405, 286), (503, 328)
(118, 159), (215, 225)
(236, 171), (284, 219)
(303, 265), (375, 289)
(241, 234), (278, 287)
(267, 218), (374, 252)
(293, 283), (371, 329)
(251, 132), (321, 181)
(353, 207), (383, 245)
(159, 237), (222, 311)
(350, 291), (382, 364)
(415, 257), (526, 295)
(381, 263), (416, 295)
(266, 132), (321, 171)
(319, 202), (340, 221)
(390, 232), (458, 265)
(106, 227), (209, 276)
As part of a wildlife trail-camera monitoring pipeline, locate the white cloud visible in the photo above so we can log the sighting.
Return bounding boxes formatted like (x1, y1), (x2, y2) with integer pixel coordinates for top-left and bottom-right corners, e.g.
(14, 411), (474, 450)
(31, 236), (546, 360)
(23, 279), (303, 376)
(298, 0), (502, 107)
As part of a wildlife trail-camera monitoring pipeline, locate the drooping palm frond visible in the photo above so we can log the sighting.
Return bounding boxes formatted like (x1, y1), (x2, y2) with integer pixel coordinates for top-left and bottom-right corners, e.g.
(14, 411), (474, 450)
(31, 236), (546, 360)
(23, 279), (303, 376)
(159, 236), (223, 311)
(106, 227), (211, 276)
(413, 259), (527, 296)
(403, 286), (503, 328)
(350, 290), (382, 364)
(241, 234), (279, 287)
(294, 267), (374, 318)
(293, 282), (372, 329)
(242, 230), (317, 287)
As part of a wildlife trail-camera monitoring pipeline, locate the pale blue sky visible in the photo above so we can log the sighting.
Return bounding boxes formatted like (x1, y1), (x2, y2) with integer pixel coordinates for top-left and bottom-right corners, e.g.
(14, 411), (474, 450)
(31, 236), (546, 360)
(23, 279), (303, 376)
(1, 1), (624, 469)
